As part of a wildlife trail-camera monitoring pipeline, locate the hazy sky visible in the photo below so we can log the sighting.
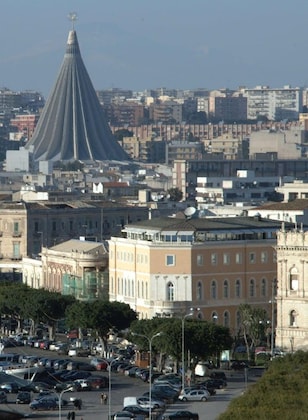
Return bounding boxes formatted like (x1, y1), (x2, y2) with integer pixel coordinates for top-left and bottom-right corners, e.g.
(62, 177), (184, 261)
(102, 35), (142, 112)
(1, 0), (308, 98)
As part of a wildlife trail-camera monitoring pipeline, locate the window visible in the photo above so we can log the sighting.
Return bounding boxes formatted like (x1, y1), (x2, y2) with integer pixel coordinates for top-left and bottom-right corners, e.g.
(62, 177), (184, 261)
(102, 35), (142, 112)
(223, 254), (230, 265)
(223, 311), (230, 327)
(197, 255), (204, 266)
(223, 280), (229, 298)
(197, 282), (202, 300)
(236, 311), (241, 330)
(211, 280), (217, 299)
(235, 253), (242, 264)
(249, 279), (255, 297)
(235, 279), (241, 298)
(290, 268), (298, 291)
(13, 222), (19, 233)
(290, 310), (297, 327)
(167, 282), (174, 301)
(166, 255), (175, 266)
(261, 251), (268, 263)
(211, 253), (217, 265)
(13, 242), (20, 259)
(249, 253), (256, 263)
(261, 278), (266, 297)
(212, 312), (218, 323)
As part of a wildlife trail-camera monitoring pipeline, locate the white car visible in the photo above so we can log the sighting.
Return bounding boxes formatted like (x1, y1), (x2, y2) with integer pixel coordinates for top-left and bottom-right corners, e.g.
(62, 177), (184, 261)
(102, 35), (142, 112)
(178, 389), (210, 402)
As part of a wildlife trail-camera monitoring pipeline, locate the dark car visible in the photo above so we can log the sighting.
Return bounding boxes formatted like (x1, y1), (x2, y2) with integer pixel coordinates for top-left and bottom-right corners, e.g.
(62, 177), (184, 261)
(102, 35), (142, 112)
(162, 411), (199, 420)
(209, 371), (227, 381)
(30, 396), (68, 410)
(16, 391), (31, 404)
(123, 405), (150, 417)
(201, 378), (227, 389)
(87, 375), (109, 389)
(230, 360), (249, 370)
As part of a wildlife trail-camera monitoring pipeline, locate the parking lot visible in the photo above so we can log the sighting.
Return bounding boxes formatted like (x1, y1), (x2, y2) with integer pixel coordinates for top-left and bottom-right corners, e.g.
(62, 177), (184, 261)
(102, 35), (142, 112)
(0, 342), (251, 420)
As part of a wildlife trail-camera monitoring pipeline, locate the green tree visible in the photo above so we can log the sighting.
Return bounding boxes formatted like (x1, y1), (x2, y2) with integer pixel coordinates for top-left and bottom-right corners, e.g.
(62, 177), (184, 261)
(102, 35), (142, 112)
(130, 318), (233, 371)
(66, 300), (137, 353)
(168, 187), (183, 202)
(239, 304), (268, 360)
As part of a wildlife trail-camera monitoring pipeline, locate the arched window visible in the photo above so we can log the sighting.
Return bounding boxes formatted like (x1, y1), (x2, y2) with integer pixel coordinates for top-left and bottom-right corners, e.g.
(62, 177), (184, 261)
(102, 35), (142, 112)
(131, 280), (134, 297)
(145, 282), (148, 299)
(212, 312), (218, 323)
(261, 278), (266, 297)
(290, 267), (298, 291)
(223, 280), (229, 298)
(236, 311), (241, 330)
(141, 281), (144, 298)
(223, 311), (230, 327)
(290, 310), (297, 327)
(197, 281), (202, 300)
(167, 282), (174, 301)
(211, 280), (217, 299)
(117, 277), (120, 293)
(249, 279), (255, 297)
(235, 279), (241, 298)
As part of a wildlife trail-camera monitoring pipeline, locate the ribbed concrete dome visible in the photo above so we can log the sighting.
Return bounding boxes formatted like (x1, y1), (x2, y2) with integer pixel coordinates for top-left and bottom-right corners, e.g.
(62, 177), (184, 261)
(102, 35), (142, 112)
(26, 30), (128, 162)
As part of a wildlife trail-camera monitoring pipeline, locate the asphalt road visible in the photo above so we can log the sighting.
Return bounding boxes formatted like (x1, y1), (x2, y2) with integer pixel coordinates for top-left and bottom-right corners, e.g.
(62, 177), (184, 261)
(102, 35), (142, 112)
(0, 345), (252, 420)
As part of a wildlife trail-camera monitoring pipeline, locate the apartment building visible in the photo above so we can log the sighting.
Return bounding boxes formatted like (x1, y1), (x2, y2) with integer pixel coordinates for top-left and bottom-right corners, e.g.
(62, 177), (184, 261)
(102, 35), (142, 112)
(22, 239), (109, 301)
(0, 200), (148, 280)
(276, 226), (308, 351)
(109, 214), (285, 335)
(240, 85), (302, 121)
(172, 158), (308, 202)
(195, 170), (283, 206)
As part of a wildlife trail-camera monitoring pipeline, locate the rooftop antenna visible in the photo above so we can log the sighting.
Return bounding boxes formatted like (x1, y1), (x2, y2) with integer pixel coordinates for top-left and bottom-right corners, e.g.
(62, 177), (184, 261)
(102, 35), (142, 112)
(68, 12), (78, 30)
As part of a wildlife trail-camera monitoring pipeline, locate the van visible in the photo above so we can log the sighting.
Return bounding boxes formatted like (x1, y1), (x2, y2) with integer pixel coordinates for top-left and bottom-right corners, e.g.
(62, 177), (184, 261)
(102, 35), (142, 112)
(123, 396), (138, 408)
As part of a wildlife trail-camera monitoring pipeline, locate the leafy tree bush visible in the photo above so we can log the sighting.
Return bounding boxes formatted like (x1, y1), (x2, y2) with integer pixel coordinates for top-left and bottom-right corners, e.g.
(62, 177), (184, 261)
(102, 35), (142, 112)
(219, 351), (308, 420)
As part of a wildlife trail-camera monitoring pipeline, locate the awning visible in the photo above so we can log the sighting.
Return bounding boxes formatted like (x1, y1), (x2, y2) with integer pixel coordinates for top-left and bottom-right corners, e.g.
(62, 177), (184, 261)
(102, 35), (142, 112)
(177, 231), (194, 235)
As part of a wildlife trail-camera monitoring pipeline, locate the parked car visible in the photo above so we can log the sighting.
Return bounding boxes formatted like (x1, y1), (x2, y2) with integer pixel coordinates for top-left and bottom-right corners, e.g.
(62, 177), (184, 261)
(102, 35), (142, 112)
(0, 391), (8, 403)
(201, 378), (227, 389)
(112, 411), (136, 419)
(209, 371), (227, 381)
(162, 411), (199, 420)
(137, 396), (165, 409)
(90, 357), (108, 371)
(30, 396), (68, 410)
(230, 360), (249, 370)
(123, 405), (150, 417)
(178, 389), (209, 402)
(16, 391), (31, 404)
(0, 382), (20, 393)
(87, 375), (109, 389)
(74, 379), (91, 391)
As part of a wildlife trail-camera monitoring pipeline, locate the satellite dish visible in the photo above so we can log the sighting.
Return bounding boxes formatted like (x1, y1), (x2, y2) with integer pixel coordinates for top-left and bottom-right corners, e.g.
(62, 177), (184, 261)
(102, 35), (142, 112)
(184, 207), (197, 219)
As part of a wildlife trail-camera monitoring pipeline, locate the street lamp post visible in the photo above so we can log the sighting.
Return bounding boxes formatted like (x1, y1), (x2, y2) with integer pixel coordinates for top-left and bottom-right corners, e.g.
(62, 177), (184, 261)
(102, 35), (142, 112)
(106, 358), (118, 420)
(182, 311), (193, 391)
(132, 331), (163, 420)
(59, 386), (74, 420)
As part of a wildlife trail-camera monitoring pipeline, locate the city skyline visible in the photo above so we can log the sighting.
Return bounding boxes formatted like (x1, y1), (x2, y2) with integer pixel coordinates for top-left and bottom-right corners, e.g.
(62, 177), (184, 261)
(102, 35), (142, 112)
(1, 0), (308, 98)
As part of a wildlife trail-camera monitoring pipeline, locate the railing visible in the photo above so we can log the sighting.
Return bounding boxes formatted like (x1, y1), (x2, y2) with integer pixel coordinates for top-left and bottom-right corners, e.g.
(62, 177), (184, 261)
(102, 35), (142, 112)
(12, 232), (21, 237)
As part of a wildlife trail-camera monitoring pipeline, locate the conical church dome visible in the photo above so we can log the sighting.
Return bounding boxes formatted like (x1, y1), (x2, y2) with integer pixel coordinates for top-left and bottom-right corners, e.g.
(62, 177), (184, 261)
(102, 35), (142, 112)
(26, 30), (128, 162)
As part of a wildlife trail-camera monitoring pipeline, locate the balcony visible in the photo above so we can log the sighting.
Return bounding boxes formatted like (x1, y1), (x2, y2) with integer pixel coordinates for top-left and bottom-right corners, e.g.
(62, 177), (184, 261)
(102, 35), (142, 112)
(12, 231), (21, 237)
(11, 254), (22, 260)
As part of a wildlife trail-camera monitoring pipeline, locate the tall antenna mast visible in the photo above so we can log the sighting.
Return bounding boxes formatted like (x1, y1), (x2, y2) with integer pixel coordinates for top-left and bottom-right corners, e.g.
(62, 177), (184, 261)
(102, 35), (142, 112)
(68, 12), (78, 30)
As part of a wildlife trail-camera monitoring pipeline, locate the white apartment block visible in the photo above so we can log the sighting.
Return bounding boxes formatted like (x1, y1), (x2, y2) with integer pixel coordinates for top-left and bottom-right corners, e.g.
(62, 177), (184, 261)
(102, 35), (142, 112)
(195, 170), (284, 206)
(240, 85), (302, 121)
